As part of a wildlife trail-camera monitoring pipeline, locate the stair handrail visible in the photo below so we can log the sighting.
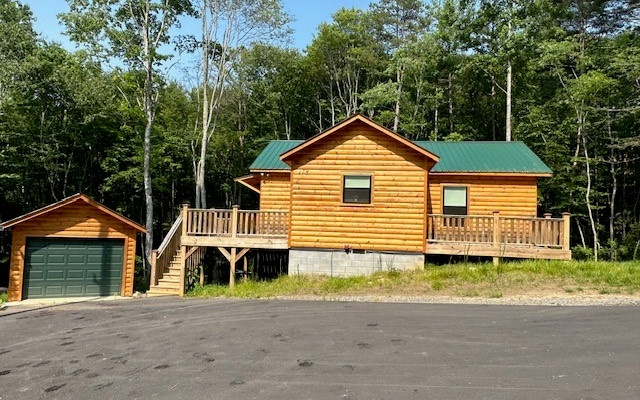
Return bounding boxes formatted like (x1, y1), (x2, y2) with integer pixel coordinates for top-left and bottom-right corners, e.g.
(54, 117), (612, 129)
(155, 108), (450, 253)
(157, 214), (183, 255)
(151, 214), (183, 287)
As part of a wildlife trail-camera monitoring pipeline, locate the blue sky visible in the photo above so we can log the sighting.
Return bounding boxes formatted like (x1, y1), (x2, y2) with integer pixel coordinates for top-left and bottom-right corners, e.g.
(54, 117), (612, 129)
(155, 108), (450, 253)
(22, 0), (372, 50)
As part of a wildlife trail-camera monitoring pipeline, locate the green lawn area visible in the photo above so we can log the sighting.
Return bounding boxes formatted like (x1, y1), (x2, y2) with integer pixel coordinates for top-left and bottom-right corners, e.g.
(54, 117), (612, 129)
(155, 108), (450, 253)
(0, 292), (7, 305)
(188, 260), (640, 299)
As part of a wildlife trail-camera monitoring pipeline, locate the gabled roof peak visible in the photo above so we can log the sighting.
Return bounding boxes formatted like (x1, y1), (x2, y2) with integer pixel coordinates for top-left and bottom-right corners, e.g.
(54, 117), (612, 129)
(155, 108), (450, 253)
(279, 114), (440, 163)
(0, 193), (146, 232)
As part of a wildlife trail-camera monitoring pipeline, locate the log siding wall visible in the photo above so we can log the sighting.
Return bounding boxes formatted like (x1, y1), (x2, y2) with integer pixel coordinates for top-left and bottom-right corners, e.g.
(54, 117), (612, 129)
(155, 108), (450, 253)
(427, 175), (538, 217)
(259, 172), (291, 211)
(288, 122), (430, 253)
(7, 202), (137, 301)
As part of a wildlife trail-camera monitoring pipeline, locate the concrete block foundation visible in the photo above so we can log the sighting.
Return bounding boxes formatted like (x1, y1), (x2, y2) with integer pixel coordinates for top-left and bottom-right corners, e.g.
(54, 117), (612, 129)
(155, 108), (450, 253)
(288, 249), (424, 277)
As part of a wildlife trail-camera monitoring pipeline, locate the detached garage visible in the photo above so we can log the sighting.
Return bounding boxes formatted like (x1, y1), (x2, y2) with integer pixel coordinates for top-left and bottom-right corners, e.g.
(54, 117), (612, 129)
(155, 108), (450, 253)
(1, 194), (145, 301)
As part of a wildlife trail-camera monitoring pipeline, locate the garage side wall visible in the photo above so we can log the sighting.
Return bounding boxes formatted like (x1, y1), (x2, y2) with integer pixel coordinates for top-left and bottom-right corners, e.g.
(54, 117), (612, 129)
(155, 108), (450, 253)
(7, 202), (138, 301)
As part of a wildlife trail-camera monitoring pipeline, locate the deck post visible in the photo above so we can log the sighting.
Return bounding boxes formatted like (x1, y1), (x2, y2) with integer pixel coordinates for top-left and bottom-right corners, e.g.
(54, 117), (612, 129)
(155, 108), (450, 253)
(243, 256), (248, 281)
(179, 244), (186, 296)
(229, 247), (237, 288)
(562, 213), (571, 251)
(150, 250), (158, 288)
(181, 204), (189, 236)
(179, 204), (189, 297)
(231, 205), (239, 238)
(492, 211), (500, 266)
(543, 213), (552, 246)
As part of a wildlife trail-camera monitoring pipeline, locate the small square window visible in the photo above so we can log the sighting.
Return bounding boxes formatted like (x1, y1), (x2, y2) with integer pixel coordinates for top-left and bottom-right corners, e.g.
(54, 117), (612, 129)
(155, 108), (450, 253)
(343, 175), (371, 204)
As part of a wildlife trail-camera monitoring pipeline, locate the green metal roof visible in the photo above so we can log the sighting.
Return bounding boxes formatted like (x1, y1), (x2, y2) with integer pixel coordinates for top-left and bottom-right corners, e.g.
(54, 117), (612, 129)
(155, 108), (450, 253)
(416, 141), (552, 174)
(249, 140), (303, 170)
(250, 139), (551, 175)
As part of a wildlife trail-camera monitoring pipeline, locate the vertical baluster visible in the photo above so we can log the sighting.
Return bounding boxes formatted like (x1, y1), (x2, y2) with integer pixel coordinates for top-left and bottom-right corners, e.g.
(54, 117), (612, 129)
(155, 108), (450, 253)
(193, 211), (198, 235)
(463, 216), (468, 242)
(474, 217), (478, 242)
(212, 211), (217, 234)
(243, 212), (247, 235)
(253, 212), (258, 235)
(444, 217), (448, 241)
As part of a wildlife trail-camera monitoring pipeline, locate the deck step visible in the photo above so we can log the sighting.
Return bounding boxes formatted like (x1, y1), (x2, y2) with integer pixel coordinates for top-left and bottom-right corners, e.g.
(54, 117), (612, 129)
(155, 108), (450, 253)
(158, 276), (180, 284)
(147, 286), (180, 297)
(162, 268), (181, 277)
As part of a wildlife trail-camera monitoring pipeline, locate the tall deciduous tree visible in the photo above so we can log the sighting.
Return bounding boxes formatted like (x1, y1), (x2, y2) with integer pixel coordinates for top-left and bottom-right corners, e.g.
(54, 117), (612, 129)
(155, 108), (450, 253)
(370, 0), (426, 132)
(60, 0), (194, 271)
(307, 8), (384, 127)
(189, 0), (290, 209)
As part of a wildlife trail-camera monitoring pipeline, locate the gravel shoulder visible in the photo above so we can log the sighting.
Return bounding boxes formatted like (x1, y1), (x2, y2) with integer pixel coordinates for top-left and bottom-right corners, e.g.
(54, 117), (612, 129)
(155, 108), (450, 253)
(276, 294), (640, 306)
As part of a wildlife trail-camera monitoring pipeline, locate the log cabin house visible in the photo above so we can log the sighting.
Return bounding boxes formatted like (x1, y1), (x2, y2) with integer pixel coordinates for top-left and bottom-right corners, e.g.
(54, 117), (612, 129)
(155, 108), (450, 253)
(148, 115), (571, 296)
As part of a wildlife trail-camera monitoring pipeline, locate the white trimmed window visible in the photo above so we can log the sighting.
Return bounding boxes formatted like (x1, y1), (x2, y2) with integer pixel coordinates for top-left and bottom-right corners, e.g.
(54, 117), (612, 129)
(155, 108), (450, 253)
(443, 186), (468, 216)
(343, 175), (371, 204)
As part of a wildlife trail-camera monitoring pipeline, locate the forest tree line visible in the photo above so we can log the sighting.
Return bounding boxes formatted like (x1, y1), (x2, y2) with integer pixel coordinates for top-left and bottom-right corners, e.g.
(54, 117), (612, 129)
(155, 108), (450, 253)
(0, 0), (639, 272)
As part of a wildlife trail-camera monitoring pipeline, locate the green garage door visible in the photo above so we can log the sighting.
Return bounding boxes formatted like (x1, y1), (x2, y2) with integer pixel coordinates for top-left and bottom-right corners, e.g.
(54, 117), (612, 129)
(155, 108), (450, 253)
(24, 238), (124, 299)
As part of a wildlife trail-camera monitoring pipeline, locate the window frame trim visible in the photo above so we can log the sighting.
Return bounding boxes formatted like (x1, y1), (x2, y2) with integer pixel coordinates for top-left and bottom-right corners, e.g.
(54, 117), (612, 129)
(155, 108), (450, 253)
(441, 184), (469, 216)
(341, 173), (374, 206)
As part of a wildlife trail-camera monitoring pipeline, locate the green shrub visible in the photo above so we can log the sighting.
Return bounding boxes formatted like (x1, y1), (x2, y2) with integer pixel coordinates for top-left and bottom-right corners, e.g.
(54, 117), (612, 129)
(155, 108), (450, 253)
(572, 245), (594, 261)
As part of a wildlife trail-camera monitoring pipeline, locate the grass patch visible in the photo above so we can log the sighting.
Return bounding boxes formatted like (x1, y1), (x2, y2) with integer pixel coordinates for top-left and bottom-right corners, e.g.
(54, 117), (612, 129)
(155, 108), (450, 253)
(187, 260), (640, 299)
(0, 292), (7, 305)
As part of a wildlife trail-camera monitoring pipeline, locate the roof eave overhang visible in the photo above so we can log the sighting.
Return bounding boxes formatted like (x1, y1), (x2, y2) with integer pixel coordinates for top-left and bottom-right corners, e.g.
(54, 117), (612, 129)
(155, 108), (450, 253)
(429, 172), (552, 177)
(234, 174), (262, 194)
(279, 114), (440, 164)
(248, 169), (291, 173)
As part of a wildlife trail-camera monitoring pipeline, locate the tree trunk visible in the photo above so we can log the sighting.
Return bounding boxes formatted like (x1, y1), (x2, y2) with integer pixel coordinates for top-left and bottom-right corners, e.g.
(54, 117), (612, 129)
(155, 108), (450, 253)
(393, 64), (403, 133)
(582, 127), (599, 261)
(505, 60), (512, 141)
(143, 71), (154, 274)
(491, 75), (496, 141)
(142, 9), (155, 274)
(195, 2), (209, 209)
(505, 9), (513, 141)
(434, 88), (439, 140)
(607, 111), (616, 244)
(448, 71), (453, 133)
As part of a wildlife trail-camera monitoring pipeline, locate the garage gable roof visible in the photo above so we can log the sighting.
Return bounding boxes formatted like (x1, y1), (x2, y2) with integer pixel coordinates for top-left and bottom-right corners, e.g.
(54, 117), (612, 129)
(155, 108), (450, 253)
(0, 193), (146, 232)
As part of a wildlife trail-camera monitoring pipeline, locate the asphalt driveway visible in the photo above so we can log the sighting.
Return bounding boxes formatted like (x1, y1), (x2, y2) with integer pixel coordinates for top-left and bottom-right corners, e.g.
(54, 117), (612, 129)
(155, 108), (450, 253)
(0, 297), (638, 399)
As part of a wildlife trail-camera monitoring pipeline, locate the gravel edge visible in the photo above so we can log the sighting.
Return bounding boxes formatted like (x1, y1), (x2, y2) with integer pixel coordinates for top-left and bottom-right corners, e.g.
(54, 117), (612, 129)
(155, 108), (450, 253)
(274, 294), (640, 306)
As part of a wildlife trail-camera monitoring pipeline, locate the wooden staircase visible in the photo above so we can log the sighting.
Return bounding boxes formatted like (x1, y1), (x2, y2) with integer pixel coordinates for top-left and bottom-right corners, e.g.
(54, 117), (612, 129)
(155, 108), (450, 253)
(147, 250), (182, 297)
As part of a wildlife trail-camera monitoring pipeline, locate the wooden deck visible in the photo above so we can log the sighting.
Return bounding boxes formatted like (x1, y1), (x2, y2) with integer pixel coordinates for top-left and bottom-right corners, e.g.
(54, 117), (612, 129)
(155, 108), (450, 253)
(181, 208), (288, 249)
(149, 206), (571, 296)
(426, 212), (571, 261)
(149, 206), (288, 296)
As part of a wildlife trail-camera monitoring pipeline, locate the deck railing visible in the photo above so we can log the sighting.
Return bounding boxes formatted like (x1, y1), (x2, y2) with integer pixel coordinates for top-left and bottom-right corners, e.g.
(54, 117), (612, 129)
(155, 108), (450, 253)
(186, 209), (233, 236)
(427, 212), (570, 250)
(185, 206), (288, 238)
